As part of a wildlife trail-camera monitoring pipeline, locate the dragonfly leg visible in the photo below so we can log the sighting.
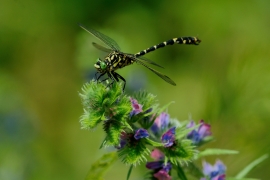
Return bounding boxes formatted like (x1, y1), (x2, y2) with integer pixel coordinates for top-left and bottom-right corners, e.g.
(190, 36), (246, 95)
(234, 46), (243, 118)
(105, 72), (116, 89)
(95, 72), (99, 80)
(112, 72), (126, 91)
(100, 78), (109, 82)
(96, 72), (106, 81)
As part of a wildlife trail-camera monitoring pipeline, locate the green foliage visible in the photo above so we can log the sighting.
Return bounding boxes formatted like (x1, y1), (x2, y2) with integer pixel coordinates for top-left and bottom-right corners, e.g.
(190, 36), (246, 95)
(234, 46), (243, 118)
(227, 178), (259, 180)
(196, 148), (239, 159)
(118, 138), (150, 165)
(79, 81), (107, 129)
(235, 154), (268, 179)
(164, 139), (197, 165)
(85, 152), (118, 180)
(144, 138), (164, 147)
(132, 91), (157, 112)
(184, 162), (204, 178)
(174, 161), (188, 180)
(103, 119), (123, 146)
(126, 165), (133, 180)
(129, 91), (158, 126)
(131, 90), (175, 130)
(80, 80), (132, 145)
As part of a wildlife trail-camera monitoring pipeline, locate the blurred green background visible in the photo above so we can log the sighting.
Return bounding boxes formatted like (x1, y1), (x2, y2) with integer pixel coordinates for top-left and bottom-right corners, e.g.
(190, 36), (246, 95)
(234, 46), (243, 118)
(1, 0), (269, 179)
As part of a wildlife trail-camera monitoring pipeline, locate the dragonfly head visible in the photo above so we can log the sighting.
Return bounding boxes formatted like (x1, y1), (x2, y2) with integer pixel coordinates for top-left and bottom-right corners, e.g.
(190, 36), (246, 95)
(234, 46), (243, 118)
(94, 58), (107, 72)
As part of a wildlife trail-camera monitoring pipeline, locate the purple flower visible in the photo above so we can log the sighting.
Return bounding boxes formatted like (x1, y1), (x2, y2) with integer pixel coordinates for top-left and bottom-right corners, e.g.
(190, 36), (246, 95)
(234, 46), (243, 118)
(201, 160), (226, 180)
(146, 149), (172, 180)
(187, 120), (212, 144)
(134, 128), (149, 140)
(130, 97), (143, 117)
(146, 149), (171, 171)
(154, 170), (172, 180)
(115, 132), (128, 149)
(146, 161), (164, 170)
(161, 127), (176, 147)
(151, 112), (170, 134)
(151, 148), (164, 161)
(146, 149), (172, 171)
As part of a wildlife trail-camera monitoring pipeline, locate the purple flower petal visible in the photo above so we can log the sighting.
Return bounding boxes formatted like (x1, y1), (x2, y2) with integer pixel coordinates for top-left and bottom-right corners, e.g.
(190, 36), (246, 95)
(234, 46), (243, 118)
(213, 174), (226, 180)
(151, 112), (170, 134)
(202, 160), (226, 180)
(130, 97), (143, 116)
(187, 120), (195, 128)
(116, 132), (128, 149)
(198, 120), (212, 139)
(151, 149), (164, 160)
(162, 163), (172, 172)
(215, 160), (226, 174)
(187, 130), (200, 144)
(134, 128), (149, 140)
(161, 127), (176, 147)
(187, 120), (212, 144)
(146, 161), (163, 170)
(202, 161), (214, 176)
(154, 170), (172, 180)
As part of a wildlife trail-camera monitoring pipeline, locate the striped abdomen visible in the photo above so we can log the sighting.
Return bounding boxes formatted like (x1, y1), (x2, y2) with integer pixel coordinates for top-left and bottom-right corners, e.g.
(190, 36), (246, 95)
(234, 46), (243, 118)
(135, 37), (201, 57)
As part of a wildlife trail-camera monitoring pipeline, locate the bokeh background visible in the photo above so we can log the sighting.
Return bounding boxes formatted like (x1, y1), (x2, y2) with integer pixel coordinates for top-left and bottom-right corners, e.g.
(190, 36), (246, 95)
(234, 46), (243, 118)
(1, 0), (269, 179)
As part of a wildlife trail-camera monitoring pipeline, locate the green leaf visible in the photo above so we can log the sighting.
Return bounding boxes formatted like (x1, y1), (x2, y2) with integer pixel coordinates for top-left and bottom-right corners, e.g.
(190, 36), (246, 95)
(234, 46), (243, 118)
(227, 178), (259, 180)
(145, 138), (164, 147)
(85, 152), (118, 180)
(126, 165), (133, 180)
(103, 119), (123, 146)
(196, 148), (238, 159)
(185, 162), (204, 178)
(235, 154), (268, 178)
(99, 138), (107, 149)
(165, 139), (197, 165)
(174, 161), (188, 180)
(107, 82), (123, 105)
(118, 138), (150, 165)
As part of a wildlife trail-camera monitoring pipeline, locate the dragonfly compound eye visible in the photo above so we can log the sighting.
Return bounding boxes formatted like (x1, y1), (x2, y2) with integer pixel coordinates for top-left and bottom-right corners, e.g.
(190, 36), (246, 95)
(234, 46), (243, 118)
(100, 61), (107, 70)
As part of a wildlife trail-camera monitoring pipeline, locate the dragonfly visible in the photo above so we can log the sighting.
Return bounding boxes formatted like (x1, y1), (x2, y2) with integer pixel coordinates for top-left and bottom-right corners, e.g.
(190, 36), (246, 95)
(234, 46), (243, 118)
(79, 24), (201, 90)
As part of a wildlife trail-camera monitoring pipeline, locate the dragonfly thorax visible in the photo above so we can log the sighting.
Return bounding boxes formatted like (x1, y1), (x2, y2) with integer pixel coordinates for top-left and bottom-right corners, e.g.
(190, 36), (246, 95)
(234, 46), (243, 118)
(95, 51), (135, 73)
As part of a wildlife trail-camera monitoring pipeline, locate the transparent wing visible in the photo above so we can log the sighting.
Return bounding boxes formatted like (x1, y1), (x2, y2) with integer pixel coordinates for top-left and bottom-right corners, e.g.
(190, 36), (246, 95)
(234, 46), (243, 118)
(79, 24), (121, 51)
(92, 42), (112, 53)
(137, 56), (164, 69)
(126, 53), (164, 69)
(136, 59), (176, 86)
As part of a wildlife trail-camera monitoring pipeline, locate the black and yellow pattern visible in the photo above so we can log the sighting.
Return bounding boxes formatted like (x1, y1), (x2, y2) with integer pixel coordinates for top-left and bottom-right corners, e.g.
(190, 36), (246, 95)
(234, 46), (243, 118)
(135, 37), (200, 57)
(80, 24), (201, 90)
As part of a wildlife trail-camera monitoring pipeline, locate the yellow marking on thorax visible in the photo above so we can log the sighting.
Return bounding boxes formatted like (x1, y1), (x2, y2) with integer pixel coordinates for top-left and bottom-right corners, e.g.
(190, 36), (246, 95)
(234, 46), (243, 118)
(113, 61), (119, 67)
